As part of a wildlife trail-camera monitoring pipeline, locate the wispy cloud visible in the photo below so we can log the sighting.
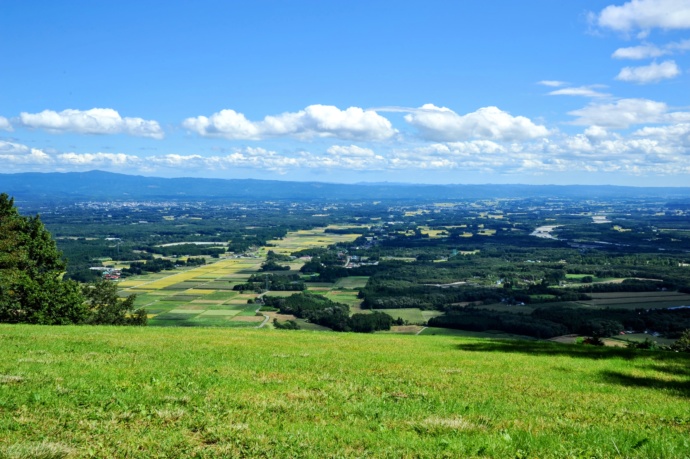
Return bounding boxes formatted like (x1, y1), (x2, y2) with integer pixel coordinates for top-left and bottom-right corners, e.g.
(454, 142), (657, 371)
(548, 86), (610, 98)
(537, 80), (567, 87)
(612, 39), (690, 59)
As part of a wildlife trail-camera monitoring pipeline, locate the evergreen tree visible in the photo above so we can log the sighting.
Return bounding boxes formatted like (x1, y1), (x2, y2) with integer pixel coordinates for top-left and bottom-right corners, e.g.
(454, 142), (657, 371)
(0, 193), (88, 324)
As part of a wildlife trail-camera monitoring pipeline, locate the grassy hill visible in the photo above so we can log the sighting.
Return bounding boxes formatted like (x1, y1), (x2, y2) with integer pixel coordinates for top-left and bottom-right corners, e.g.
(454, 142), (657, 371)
(0, 325), (688, 458)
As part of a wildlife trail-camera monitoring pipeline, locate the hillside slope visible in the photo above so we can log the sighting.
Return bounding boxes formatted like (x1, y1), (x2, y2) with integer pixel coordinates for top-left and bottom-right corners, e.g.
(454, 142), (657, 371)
(0, 325), (688, 458)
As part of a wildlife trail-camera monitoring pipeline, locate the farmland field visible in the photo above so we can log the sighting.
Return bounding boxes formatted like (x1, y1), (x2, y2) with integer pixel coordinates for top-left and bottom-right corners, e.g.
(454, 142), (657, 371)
(374, 308), (443, 324)
(118, 228), (362, 328)
(577, 292), (690, 309)
(334, 276), (369, 289)
(1, 325), (688, 458)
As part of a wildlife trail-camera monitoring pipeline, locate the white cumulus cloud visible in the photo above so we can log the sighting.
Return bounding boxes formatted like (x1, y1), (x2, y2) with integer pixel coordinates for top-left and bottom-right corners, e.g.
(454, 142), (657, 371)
(183, 105), (396, 141)
(0, 141), (52, 164)
(0, 116), (12, 131)
(327, 145), (377, 157)
(596, 0), (690, 33)
(633, 123), (690, 147)
(57, 152), (140, 166)
(568, 98), (672, 128)
(404, 104), (550, 142)
(615, 60), (681, 83)
(19, 108), (164, 139)
(584, 125), (610, 139)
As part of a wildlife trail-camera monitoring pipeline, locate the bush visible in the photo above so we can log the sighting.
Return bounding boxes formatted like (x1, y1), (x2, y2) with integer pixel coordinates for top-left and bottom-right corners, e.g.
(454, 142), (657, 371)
(273, 318), (300, 330)
(671, 329), (690, 353)
(627, 338), (659, 350)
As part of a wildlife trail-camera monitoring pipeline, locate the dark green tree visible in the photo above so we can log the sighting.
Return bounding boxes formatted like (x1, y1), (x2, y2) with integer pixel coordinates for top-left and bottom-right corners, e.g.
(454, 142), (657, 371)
(82, 280), (146, 325)
(0, 193), (87, 324)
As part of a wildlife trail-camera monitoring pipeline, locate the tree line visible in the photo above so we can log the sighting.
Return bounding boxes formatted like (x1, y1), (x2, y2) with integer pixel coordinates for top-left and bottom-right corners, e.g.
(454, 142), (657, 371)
(263, 292), (392, 333)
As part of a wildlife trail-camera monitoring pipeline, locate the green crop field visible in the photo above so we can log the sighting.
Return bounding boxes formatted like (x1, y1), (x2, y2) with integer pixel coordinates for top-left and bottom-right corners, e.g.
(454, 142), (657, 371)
(1, 325), (688, 458)
(113, 227), (362, 329)
(333, 276), (370, 289)
(374, 308), (443, 325)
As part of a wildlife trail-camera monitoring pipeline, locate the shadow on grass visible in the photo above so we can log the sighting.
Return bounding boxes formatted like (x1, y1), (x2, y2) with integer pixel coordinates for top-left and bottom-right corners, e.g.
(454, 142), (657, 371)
(601, 371), (690, 397)
(458, 339), (690, 362)
(457, 339), (690, 396)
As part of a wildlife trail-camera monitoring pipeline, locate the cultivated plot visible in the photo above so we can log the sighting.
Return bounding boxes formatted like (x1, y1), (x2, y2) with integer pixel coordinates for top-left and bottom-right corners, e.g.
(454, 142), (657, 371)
(119, 227), (363, 328)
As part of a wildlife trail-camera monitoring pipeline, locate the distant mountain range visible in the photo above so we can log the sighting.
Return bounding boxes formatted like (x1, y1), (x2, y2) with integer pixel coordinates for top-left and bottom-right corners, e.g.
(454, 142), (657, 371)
(2, 170), (690, 203)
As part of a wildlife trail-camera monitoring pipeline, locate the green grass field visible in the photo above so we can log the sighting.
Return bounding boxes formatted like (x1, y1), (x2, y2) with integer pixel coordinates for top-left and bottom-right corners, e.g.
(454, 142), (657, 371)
(1, 325), (688, 458)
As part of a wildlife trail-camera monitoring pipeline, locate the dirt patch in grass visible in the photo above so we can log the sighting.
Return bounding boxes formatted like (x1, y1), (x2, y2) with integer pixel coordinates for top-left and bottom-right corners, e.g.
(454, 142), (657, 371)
(229, 315), (263, 322)
(1, 441), (74, 458)
(388, 325), (425, 334)
(266, 312), (298, 321)
(548, 334), (579, 344)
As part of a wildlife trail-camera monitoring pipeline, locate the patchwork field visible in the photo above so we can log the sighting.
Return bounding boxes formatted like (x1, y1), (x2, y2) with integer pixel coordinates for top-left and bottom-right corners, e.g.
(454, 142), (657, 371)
(1, 325), (688, 458)
(119, 228), (363, 328)
(577, 291), (690, 310)
(476, 291), (690, 316)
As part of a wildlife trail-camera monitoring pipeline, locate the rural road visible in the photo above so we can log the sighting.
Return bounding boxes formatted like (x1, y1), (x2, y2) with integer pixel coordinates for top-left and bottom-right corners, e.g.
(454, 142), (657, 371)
(256, 291), (270, 328)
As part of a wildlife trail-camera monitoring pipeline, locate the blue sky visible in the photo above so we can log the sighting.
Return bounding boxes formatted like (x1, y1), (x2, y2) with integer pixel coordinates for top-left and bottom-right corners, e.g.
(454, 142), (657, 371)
(1, 0), (689, 185)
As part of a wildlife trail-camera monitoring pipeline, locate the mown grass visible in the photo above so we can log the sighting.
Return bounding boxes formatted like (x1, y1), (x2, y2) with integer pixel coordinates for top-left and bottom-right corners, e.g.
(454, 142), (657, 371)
(1, 325), (689, 458)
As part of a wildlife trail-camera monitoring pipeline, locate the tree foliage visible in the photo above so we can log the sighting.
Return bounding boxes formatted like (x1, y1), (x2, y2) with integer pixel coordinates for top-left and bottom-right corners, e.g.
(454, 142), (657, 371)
(0, 194), (146, 326)
(82, 280), (146, 325)
(264, 293), (392, 332)
(0, 193), (87, 324)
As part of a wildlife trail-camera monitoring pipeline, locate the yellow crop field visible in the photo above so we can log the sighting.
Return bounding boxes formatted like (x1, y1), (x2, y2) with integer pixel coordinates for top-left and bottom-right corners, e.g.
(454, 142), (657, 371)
(118, 227), (362, 328)
(418, 226), (447, 238)
(264, 228), (361, 255)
